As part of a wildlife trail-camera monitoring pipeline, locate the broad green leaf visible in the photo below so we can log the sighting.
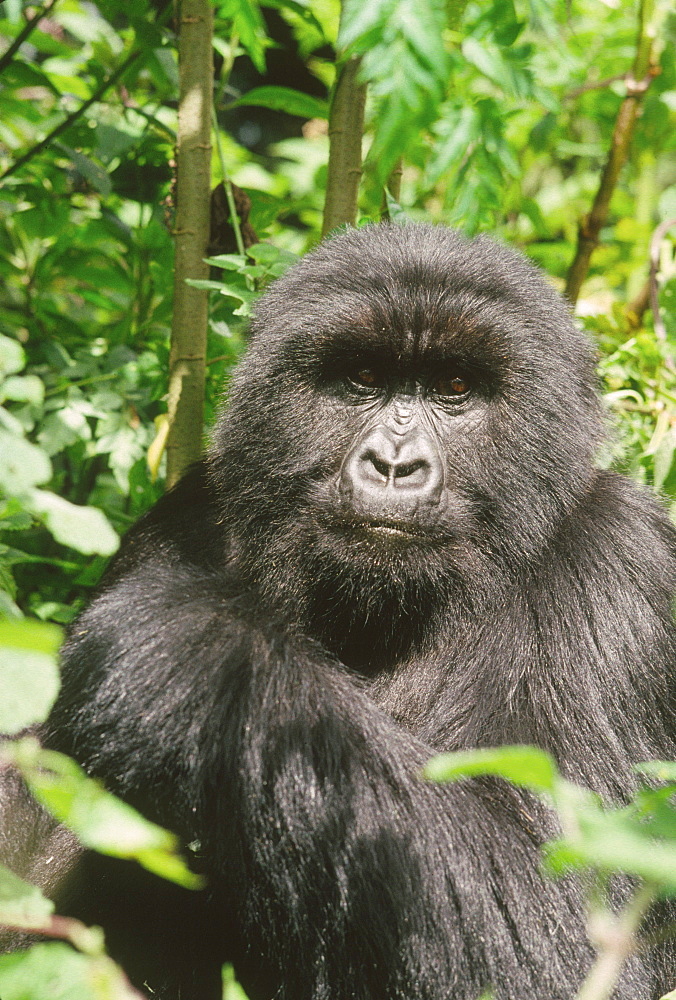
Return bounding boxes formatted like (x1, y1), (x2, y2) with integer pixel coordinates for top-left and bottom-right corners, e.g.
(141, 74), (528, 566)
(0, 432), (51, 494)
(9, 741), (202, 891)
(0, 619), (62, 657)
(234, 86), (328, 120)
(0, 942), (141, 1000)
(55, 144), (112, 197)
(0, 335), (25, 378)
(28, 491), (119, 557)
(0, 590), (22, 620)
(0, 376), (44, 406)
(0, 620), (61, 734)
(185, 279), (234, 290)
(203, 254), (248, 271)
(653, 432), (676, 492)
(246, 243), (299, 271)
(0, 863), (54, 930)
(545, 821), (676, 890)
(424, 745), (558, 792)
(3, 0), (22, 24)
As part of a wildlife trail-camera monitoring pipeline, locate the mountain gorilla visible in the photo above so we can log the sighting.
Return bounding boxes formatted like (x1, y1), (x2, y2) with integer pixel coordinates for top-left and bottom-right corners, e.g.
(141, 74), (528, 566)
(4, 223), (676, 999)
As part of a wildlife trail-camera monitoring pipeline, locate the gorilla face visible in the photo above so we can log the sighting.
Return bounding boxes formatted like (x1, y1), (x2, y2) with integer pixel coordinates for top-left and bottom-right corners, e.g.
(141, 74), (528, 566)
(212, 224), (603, 645)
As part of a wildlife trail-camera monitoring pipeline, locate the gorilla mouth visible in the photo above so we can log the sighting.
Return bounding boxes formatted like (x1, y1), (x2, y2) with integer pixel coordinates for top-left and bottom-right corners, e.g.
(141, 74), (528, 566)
(357, 519), (424, 539)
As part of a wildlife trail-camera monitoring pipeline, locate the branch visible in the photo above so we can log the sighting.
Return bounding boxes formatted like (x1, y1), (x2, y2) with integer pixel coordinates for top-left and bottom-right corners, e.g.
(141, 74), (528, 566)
(564, 73), (626, 100)
(0, 47), (142, 182)
(564, 0), (659, 306)
(0, 0), (59, 77)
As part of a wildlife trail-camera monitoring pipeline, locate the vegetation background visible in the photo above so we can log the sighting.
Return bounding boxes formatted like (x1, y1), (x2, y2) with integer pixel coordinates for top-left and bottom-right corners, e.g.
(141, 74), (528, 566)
(0, 0), (675, 997)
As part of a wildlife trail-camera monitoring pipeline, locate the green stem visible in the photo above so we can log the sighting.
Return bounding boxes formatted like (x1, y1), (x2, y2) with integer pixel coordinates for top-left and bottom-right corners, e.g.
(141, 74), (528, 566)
(211, 105), (246, 259)
(575, 883), (657, 1000)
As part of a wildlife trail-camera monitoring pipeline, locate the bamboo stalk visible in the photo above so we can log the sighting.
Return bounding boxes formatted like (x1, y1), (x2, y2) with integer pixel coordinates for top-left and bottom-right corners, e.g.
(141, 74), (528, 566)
(166, 0), (213, 487)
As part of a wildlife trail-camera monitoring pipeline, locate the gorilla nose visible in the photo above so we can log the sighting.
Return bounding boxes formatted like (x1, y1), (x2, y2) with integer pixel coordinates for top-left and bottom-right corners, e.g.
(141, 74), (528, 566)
(341, 426), (443, 514)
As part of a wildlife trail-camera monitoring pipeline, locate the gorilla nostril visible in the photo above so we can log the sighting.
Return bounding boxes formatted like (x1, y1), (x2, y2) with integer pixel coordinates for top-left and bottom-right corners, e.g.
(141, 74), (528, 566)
(366, 452), (391, 480)
(394, 459), (427, 481)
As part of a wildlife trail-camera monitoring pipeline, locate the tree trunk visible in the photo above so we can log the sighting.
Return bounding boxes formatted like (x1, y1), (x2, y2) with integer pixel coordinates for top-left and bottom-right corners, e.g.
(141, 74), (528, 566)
(166, 0), (213, 487)
(321, 54), (366, 237)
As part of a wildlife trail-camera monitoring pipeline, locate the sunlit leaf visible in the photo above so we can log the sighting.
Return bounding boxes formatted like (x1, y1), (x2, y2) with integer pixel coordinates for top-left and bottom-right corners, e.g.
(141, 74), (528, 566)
(424, 745), (558, 792)
(234, 86), (328, 120)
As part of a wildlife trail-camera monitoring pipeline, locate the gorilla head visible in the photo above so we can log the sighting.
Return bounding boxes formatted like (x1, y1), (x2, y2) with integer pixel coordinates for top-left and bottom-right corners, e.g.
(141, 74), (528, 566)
(211, 224), (603, 662)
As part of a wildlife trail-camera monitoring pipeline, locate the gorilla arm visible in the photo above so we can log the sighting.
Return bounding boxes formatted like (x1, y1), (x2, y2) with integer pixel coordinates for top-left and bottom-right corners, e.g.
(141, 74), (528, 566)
(41, 518), (601, 1000)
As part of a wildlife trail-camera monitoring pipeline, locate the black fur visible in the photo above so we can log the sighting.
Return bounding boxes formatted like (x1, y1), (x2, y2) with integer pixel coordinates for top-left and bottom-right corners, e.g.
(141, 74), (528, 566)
(7, 224), (676, 999)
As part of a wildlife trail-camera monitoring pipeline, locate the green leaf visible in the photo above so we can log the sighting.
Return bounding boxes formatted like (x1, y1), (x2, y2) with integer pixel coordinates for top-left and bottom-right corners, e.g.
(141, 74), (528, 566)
(0, 646), (59, 736)
(0, 942), (141, 1000)
(222, 963), (251, 1000)
(202, 254), (248, 271)
(653, 432), (676, 492)
(383, 189), (410, 223)
(545, 819), (676, 890)
(55, 143), (112, 197)
(233, 86), (328, 120)
(0, 335), (25, 378)
(215, 0), (268, 72)
(185, 278), (234, 290)
(28, 491), (119, 557)
(0, 432), (52, 495)
(636, 761), (676, 782)
(4, 0), (22, 24)
(342, 0), (450, 188)
(0, 863), (54, 930)
(423, 745), (558, 792)
(0, 376), (45, 406)
(246, 243), (299, 270)
(338, 0), (396, 51)
(9, 740), (203, 890)
(0, 619), (62, 657)
(0, 620), (62, 734)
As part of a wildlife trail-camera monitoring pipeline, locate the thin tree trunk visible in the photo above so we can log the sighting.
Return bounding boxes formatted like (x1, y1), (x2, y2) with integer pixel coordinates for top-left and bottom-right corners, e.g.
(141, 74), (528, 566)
(166, 0), (213, 487)
(564, 0), (657, 306)
(321, 55), (366, 236)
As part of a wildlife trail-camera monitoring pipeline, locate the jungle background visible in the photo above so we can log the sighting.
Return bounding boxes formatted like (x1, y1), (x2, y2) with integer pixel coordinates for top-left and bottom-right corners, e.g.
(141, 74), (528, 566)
(0, 0), (676, 997)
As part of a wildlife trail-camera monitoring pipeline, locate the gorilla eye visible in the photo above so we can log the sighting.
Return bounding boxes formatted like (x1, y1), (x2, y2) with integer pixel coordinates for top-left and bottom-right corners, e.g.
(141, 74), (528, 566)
(349, 368), (382, 390)
(432, 375), (470, 397)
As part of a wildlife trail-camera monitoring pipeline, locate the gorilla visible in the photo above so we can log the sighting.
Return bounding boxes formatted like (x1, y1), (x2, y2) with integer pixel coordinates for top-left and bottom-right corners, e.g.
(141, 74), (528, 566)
(3, 223), (676, 1000)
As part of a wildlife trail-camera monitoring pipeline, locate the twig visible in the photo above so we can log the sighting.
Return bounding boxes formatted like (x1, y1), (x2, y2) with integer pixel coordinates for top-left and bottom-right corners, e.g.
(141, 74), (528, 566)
(564, 0), (659, 305)
(0, 0), (59, 77)
(0, 46), (142, 182)
(564, 73), (626, 100)
(212, 105), (245, 259)
(575, 883), (657, 1000)
(649, 218), (676, 343)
